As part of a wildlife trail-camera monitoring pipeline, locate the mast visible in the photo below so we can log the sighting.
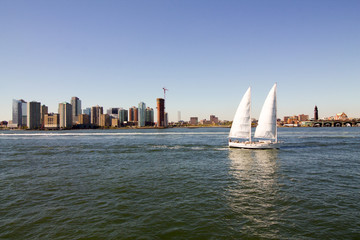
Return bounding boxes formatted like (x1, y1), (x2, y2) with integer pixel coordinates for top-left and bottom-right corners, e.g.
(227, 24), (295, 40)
(275, 83), (277, 143)
(249, 87), (252, 142)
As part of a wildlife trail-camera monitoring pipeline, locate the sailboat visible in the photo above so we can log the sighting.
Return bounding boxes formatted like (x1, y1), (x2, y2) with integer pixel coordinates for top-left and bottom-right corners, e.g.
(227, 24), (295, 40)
(228, 83), (280, 149)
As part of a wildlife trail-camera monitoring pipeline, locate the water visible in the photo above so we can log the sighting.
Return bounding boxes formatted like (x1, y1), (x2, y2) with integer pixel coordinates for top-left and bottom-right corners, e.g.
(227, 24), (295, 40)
(0, 128), (359, 239)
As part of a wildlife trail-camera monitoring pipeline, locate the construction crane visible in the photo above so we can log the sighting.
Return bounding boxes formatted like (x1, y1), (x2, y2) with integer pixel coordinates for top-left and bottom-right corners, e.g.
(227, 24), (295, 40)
(162, 87), (168, 99)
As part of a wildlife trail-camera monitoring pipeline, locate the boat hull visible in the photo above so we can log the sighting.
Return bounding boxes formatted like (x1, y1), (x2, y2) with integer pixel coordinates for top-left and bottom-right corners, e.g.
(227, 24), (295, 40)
(229, 141), (280, 149)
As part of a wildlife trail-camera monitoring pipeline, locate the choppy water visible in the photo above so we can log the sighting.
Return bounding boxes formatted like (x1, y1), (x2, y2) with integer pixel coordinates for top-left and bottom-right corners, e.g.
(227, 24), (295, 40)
(0, 127), (359, 239)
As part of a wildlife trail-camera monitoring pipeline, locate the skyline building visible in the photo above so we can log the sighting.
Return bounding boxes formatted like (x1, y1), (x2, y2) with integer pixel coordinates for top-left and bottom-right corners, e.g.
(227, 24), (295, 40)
(138, 102), (146, 127)
(129, 106), (138, 123)
(40, 104), (48, 127)
(71, 97), (81, 124)
(21, 100), (27, 127)
(83, 108), (91, 116)
(12, 99), (22, 127)
(78, 114), (90, 126)
(145, 107), (154, 126)
(314, 105), (319, 120)
(44, 113), (59, 129)
(59, 102), (72, 128)
(164, 112), (168, 127)
(91, 105), (103, 126)
(99, 114), (111, 127)
(156, 98), (165, 127)
(118, 108), (128, 125)
(27, 101), (41, 129)
(107, 108), (120, 119)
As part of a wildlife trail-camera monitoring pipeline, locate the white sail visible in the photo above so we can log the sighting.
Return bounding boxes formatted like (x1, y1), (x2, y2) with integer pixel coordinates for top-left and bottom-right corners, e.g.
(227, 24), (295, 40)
(254, 83), (277, 140)
(229, 87), (251, 139)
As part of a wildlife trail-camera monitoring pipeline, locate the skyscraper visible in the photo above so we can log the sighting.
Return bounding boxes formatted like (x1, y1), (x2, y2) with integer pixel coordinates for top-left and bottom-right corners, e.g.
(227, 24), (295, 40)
(145, 107), (154, 126)
(314, 105), (318, 120)
(40, 105), (48, 127)
(27, 101), (41, 129)
(138, 102), (146, 127)
(118, 108), (128, 125)
(91, 105), (103, 126)
(59, 102), (73, 128)
(71, 97), (81, 124)
(21, 100), (27, 127)
(129, 106), (138, 123)
(156, 98), (165, 127)
(12, 99), (22, 127)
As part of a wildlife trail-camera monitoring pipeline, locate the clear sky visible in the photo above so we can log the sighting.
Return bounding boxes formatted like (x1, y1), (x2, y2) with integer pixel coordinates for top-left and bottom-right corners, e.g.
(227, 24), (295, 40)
(1, 0), (359, 122)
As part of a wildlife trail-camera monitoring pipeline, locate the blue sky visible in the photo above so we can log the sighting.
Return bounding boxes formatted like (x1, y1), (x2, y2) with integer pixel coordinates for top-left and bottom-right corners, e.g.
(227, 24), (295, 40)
(1, 0), (359, 122)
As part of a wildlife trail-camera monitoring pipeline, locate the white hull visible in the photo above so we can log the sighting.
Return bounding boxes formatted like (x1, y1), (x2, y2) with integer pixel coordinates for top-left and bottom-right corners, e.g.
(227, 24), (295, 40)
(229, 140), (280, 149)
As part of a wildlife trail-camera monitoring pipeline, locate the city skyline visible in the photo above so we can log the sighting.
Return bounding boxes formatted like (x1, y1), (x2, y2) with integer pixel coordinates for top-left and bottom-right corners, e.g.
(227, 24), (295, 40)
(1, 1), (360, 121)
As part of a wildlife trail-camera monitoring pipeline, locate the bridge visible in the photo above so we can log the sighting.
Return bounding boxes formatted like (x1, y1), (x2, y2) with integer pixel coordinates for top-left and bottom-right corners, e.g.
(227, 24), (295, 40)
(301, 120), (360, 127)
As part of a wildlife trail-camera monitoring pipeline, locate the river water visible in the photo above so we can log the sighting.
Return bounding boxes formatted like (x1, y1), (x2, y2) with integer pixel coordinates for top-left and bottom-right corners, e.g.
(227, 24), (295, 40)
(0, 128), (359, 239)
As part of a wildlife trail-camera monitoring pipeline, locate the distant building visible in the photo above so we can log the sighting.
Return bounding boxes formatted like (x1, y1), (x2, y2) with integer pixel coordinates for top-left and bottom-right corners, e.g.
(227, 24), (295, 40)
(21, 100), (27, 127)
(71, 97), (82, 124)
(59, 102), (72, 128)
(164, 112), (168, 127)
(156, 98), (165, 127)
(27, 101), (41, 129)
(210, 115), (219, 124)
(78, 114), (90, 125)
(286, 115), (299, 125)
(145, 107), (154, 126)
(107, 108), (120, 119)
(83, 108), (91, 116)
(99, 114), (111, 127)
(199, 119), (211, 125)
(118, 108), (128, 125)
(111, 118), (119, 128)
(298, 114), (309, 121)
(40, 105), (48, 127)
(190, 117), (198, 125)
(12, 99), (22, 127)
(314, 105), (318, 120)
(335, 112), (348, 121)
(44, 113), (60, 129)
(138, 102), (146, 127)
(91, 105), (103, 126)
(129, 106), (138, 123)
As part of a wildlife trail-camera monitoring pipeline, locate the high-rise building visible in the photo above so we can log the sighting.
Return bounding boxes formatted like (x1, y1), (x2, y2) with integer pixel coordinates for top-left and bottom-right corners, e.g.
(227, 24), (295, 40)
(44, 113), (60, 129)
(59, 102), (73, 128)
(91, 105), (103, 126)
(118, 108), (128, 125)
(99, 114), (111, 127)
(138, 102), (146, 127)
(71, 97), (81, 124)
(83, 107), (91, 116)
(27, 101), (41, 129)
(145, 107), (154, 126)
(12, 99), (22, 127)
(129, 106), (138, 123)
(21, 100), (27, 127)
(164, 112), (168, 127)
(40, 105), (48, 127)
(107, 108), (120, 119)
(156, 98), (165, 127)
(78, 114), (90, 125)
(314, 105), (318, 120)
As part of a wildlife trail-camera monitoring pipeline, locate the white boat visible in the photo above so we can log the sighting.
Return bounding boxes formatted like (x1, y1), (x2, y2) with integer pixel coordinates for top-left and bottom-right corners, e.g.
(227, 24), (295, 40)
(228, 83), (280, 149)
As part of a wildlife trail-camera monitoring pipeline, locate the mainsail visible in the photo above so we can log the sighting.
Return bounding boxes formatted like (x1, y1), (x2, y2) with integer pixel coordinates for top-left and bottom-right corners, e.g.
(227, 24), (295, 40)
(229, 87), (251, 139)
(254, 83), (277, 140)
